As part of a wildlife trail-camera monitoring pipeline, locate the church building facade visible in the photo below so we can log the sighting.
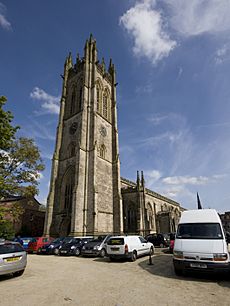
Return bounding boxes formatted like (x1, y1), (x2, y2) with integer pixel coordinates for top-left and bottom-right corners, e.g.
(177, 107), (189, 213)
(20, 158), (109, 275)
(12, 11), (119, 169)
(44, 36), (183, 238)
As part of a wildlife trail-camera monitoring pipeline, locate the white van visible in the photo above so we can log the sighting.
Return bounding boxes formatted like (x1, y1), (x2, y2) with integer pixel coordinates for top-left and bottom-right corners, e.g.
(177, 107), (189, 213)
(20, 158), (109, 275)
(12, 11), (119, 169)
(106, 235), (154, 261)
(173, 209), (230, 275)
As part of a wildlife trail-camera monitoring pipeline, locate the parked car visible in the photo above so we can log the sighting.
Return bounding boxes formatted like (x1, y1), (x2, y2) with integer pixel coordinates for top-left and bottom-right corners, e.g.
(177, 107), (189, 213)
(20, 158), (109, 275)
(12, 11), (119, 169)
(145, 233), (170, 248)
(38, 237), (65, 255)
(53, 236), (78, 255)
(169, 233), (175, 253)
(27, 237), (53, 254)
(59, 237), (93, 256)
(21, 237), (33, 251)
(0, 240), (27, 277)
(81, 235), (113, 257)
(106, 235), (154, 261)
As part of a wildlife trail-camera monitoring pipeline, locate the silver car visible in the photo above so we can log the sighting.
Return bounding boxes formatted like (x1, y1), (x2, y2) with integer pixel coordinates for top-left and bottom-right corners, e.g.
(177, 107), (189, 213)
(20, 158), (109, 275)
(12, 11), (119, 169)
(0, 240), (27, 277)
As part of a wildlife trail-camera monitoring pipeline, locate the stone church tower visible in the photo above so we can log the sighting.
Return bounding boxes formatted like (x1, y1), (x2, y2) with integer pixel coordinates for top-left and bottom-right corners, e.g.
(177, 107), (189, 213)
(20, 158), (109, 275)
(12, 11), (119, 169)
(44, 35), (123, 237)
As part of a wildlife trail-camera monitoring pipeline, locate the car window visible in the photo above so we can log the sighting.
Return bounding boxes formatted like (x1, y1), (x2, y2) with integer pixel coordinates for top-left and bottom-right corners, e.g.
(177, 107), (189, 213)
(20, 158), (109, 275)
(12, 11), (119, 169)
(107, 238), (124, 245)
(31, 238), (37, 243)
(177, 223), (223, 239)
(139, 237), (147, 243)
(0, 243), (24, 254)
(42, 238), (49, 242)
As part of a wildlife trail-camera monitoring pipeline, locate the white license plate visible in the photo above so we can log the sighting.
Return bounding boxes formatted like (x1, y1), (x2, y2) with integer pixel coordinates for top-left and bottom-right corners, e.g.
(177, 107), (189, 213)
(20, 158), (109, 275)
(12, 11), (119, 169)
(190, 263), (207, 269)
(85, 250), (92, 253)
(61, 250), (67, 253)
(111, 247), (119, 251)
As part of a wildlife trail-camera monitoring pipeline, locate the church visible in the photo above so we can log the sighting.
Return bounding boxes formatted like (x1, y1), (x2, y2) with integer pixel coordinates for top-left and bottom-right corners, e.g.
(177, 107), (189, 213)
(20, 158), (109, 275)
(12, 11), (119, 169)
(43, 35), (183, 238)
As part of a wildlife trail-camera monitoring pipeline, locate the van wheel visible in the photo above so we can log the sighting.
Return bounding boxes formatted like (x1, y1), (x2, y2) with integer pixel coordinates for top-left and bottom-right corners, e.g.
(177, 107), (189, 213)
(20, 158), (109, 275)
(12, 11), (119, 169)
(131, 251), (137, 262)
(149, 247), (154, 255)
(75, 248), (80, 256)
(100, 248), (106, 258)
(13, 270), (25, 277)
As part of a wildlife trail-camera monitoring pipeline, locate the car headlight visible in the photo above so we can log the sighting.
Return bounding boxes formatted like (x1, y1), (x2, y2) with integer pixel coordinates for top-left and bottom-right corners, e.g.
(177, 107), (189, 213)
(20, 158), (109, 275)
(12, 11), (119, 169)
(213, 253), (228, 261)
(93, 246), (100, 250)
(71, 245), (76, 249)
(173, 250), (183, 259)
(49, 245), (54, 249)
(59, 246), (62, 249)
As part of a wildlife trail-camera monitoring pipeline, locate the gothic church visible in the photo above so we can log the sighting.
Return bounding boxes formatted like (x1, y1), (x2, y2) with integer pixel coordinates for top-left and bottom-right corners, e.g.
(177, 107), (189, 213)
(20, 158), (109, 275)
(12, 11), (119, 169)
(44, 35), (183, 238)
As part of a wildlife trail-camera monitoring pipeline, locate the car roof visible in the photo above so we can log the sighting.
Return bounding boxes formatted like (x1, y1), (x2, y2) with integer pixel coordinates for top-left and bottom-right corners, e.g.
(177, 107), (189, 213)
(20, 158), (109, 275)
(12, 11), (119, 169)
(179, 209), (220, 224)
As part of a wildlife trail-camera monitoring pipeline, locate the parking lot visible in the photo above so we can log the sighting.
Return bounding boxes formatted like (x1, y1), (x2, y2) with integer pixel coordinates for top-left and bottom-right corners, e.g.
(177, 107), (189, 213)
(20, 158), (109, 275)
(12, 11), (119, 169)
(0, 249), (230, 306)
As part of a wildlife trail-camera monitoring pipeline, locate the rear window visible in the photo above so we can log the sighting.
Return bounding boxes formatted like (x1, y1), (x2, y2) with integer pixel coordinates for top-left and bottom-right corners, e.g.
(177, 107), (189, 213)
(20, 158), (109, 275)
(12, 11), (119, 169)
(107, 238), (124, 245)
(0, 243), (24, 254)
(177, 223), (223, 239)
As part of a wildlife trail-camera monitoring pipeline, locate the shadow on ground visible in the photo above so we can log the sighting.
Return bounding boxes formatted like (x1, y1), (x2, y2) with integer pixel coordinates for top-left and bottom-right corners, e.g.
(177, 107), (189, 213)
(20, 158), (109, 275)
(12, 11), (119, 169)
(138, 251), (230, 288)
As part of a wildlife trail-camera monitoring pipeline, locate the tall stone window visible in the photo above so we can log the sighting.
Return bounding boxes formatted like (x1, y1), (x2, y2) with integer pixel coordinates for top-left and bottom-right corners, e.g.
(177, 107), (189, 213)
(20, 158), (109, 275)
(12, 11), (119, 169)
(64, 183), (73, 213)
(103, 93), (108, 119)
(70, 90), (76, 115)
(68, 142), (76, 158)
(99, 144), (106, 159)
(96, 86), (100, 112)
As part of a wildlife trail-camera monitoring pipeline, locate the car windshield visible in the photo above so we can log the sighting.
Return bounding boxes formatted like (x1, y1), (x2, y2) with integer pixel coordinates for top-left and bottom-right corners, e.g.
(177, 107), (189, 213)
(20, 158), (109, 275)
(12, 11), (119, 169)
(52, 238), (62, 244)
(107, 238), (124, 245)
(176, 223), (223, 239)
(0, 243), (24, 254)
(63, 237), (73, 243)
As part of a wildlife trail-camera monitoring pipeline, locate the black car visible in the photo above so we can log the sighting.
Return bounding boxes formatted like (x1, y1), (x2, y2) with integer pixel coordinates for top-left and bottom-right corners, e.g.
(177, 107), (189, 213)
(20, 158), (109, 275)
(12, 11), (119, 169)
(59, 237), (93, 256)
(145, 233), (170, 248)
(39, 237), (65, 255)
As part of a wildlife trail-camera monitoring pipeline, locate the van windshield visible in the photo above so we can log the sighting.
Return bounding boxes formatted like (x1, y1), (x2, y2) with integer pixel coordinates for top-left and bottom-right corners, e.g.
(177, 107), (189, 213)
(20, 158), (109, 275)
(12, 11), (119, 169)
(176, 223), (223, 239)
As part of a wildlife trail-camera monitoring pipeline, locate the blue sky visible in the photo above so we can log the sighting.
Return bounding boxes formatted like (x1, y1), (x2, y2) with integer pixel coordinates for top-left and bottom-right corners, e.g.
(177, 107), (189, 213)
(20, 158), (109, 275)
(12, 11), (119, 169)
(1, 0), (230, 213)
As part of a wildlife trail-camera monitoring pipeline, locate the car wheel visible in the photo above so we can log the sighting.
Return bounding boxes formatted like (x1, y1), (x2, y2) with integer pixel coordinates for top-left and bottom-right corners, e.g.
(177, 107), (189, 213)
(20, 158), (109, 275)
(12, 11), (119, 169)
(149, 247), (154, 255)
(37, 248), (42, 254)
(13, 269), (25, 277)
(100, 248), (106, 258)
(131, 251), (137, 262)
(174, 267), (183, 276)
(75, 248), (81, 256)
(54, 248), (59, 255)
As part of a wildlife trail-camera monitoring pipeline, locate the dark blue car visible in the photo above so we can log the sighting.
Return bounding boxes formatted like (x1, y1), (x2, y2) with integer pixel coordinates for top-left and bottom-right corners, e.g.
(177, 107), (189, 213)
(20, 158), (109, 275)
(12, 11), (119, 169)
(39, 237), (65, 255)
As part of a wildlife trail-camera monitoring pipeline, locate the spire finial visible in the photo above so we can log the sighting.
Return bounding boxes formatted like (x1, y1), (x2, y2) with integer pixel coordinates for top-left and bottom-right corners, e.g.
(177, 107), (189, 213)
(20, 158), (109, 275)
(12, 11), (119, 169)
(136, 170), (140, 188)
(141, 171), (145, 188)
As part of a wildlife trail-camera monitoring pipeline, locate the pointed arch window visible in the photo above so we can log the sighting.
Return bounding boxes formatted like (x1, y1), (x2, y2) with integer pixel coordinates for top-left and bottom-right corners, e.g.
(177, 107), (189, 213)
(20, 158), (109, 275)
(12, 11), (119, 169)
(64, 183), (73, 214)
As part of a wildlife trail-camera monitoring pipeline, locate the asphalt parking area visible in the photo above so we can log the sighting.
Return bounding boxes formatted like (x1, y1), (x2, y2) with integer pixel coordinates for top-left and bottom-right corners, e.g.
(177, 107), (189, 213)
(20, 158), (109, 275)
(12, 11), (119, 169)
(0, 249), (230, 306)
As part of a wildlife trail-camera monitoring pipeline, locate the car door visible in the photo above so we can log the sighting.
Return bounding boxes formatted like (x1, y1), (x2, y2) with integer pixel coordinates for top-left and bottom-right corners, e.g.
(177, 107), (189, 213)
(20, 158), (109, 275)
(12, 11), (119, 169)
(138, 236), (149, 255)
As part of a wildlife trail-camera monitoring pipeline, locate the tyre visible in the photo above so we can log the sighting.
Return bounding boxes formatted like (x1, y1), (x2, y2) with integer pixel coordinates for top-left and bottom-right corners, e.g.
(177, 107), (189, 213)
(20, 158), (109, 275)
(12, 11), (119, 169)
(131, 251), (137, 262)
(174, 267), (183, 276)
(54, 248), (59, 255)
(13, 269), (25, 277)
(149, 247), (154, 255)
(74, 248), (80, 256)
(100, 248), (106, 258)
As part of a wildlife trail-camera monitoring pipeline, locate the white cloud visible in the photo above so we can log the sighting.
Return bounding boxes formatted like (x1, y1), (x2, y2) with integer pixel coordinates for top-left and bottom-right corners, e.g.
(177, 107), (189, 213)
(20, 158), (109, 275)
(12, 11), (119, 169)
(0, 2), (11, 30)
(164, 0), (230, 37)
(119, 0), (176, 64)
(30, 87), (60, 115)
(214, 45), (230, 64)
(162, 174), (225, 186)
(145, 169), (162, 187)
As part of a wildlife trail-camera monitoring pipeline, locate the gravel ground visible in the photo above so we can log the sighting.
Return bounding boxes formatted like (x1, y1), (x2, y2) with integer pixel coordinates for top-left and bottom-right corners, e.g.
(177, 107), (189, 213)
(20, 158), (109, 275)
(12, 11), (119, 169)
(0, 249), (230, 306)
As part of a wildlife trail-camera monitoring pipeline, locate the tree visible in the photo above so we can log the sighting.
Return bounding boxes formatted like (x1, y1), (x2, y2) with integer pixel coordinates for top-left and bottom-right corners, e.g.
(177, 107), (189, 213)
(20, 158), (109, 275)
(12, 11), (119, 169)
(0, 96), (19, 150)
(0, 137), (45, 198)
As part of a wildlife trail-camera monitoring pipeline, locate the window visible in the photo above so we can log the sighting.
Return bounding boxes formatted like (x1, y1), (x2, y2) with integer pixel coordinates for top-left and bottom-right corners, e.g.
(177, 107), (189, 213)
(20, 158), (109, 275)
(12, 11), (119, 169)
(177, 223), (223, 239)
(103, 94), (108, 118)
(70, 90), (76, 114)
(64, 183), (73, 212)
(68, 142), (76, 158)
(99, 144), (106, 159)
(96, 86), (100, 111)
(78, 87), (82, 111)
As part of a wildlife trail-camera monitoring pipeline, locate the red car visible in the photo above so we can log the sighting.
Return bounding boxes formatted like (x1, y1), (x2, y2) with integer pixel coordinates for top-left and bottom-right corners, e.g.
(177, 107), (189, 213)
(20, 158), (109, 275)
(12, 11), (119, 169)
(27, 237), (53, 254)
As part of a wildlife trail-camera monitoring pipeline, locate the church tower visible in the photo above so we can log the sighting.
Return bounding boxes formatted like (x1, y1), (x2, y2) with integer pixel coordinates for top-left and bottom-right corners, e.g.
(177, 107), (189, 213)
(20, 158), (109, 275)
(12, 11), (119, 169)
(44, 35), (123, 237)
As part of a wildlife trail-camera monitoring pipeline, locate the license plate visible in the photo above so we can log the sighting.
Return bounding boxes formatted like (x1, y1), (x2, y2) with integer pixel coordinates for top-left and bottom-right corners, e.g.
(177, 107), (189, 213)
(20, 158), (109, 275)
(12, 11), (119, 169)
(190, 263), (207, 269)
(5, 257), (20, 262)
(61, 250), (67, 253)
(42, 249), (46, 252)
(111, 247), (119, 251)
(85, 250), (92, 253)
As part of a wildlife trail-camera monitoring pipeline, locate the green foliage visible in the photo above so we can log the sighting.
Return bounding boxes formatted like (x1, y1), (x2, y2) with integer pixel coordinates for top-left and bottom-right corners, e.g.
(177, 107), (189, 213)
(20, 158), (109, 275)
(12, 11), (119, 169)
(0, 207), (15, 239)
(0, 137), (45, 198)
(0, 96), (19, 150)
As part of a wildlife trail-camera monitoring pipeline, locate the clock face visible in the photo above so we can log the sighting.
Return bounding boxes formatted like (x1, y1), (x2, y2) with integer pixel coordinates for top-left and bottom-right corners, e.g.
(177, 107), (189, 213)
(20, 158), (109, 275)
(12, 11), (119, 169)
(69, 122), (78, 135)
(100, 125), (107, 137)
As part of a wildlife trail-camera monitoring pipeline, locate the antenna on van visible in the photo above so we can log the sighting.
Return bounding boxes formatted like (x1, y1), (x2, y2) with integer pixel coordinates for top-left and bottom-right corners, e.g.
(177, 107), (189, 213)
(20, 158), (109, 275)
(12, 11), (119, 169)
(197, 192), (202, 210)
